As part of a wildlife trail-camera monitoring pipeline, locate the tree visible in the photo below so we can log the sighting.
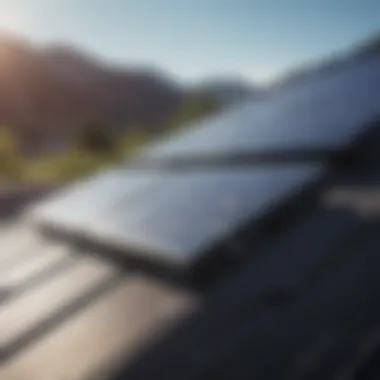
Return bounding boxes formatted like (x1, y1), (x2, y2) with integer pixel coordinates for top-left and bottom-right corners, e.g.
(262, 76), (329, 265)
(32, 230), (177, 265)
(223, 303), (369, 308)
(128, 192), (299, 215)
(0, 127), (22, 180)
(76, 120), (115, 154)
(119, 127), (150, 156)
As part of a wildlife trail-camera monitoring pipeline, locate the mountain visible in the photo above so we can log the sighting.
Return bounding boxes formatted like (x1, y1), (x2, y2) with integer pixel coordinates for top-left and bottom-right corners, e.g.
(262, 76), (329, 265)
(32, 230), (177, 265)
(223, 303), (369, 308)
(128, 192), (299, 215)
(0, 34), (185, 154)
(0, 31), (378, 155)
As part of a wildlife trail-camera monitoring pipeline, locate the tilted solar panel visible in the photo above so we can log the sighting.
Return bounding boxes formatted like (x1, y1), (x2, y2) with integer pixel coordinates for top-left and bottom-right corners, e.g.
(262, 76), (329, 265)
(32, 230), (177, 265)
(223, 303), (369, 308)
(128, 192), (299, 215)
(31, 164), (323, 269)
(28, 55), (380, 272)
(134, 55), (380, 163)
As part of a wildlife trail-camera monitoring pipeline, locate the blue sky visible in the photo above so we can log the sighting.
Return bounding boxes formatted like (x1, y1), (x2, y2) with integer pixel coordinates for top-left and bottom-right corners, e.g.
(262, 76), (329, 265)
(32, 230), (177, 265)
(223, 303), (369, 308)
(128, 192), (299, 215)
(0, 0), (379, 84)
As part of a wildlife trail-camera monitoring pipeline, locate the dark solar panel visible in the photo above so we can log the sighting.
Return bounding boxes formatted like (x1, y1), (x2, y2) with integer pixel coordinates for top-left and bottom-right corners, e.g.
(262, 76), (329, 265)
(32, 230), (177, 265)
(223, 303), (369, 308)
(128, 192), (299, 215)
(27, 55), (380, 271)
(31, 164), (323, 268)
(135, 56), (380, 163)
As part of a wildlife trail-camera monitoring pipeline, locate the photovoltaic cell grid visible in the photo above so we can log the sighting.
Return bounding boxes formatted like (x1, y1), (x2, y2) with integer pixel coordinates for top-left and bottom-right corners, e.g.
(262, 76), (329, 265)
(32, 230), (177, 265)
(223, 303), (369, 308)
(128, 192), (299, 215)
(28, 55), (380, 269)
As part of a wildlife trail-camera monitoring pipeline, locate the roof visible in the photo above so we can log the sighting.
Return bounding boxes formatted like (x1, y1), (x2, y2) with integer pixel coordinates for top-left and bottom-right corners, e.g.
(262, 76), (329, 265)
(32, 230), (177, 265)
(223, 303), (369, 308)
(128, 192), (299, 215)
(114, 165), (380, 380)
(0, 50), (380, 380)
(3, 153), (380, 380)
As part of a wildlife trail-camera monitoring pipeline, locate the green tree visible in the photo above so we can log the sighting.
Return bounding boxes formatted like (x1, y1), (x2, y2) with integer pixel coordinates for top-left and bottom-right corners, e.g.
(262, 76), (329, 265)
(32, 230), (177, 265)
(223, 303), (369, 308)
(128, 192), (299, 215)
(118, 128), (150, 156)
(0, 127), (22, 180)
(76, 120), (115, 154)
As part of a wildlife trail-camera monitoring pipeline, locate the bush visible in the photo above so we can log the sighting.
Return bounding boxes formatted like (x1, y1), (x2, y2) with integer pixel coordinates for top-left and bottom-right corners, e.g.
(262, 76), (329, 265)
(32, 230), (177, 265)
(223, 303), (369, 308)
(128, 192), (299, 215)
(118, 128), (150, 157)
(76, 121), (115, 154)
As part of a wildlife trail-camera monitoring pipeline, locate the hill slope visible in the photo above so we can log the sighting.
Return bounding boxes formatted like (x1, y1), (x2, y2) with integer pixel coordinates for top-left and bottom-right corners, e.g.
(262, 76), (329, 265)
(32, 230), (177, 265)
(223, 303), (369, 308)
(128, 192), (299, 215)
(0, 35), (184, 153)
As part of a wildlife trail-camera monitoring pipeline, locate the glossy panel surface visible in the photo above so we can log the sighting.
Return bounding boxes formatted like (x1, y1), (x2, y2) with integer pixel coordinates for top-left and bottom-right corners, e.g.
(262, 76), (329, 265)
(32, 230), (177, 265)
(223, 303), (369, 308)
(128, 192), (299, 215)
(29, 169), (163, 233)
(136, 56), (380, 160)
(84, 164), (323, 265)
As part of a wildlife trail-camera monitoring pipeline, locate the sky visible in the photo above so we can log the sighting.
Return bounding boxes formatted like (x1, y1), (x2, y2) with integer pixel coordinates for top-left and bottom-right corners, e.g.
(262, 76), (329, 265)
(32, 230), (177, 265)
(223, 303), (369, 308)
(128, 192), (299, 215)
(0, 0), (378, 84)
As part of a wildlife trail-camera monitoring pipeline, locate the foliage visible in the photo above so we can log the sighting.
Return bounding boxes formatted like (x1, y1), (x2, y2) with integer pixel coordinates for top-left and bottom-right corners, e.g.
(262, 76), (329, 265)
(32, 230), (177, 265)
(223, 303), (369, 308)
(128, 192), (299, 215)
(76, 120), (115, 154)
(0, 97), (222, 185)
(0, 127), (23, 181)
(26, 149), (117, 183)
(117, 128), (150, 157)
(24, 127), (152, 184)
(169, 94), (221, 129)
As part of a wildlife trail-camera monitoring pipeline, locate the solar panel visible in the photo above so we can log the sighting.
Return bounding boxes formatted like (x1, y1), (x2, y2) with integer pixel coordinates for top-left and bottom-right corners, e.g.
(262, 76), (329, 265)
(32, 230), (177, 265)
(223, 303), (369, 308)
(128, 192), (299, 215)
(29, 168), (163, 233)
(28, 55), (380, 271)
(134, 56), (380, 163)
(34, 164), (323, 268)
